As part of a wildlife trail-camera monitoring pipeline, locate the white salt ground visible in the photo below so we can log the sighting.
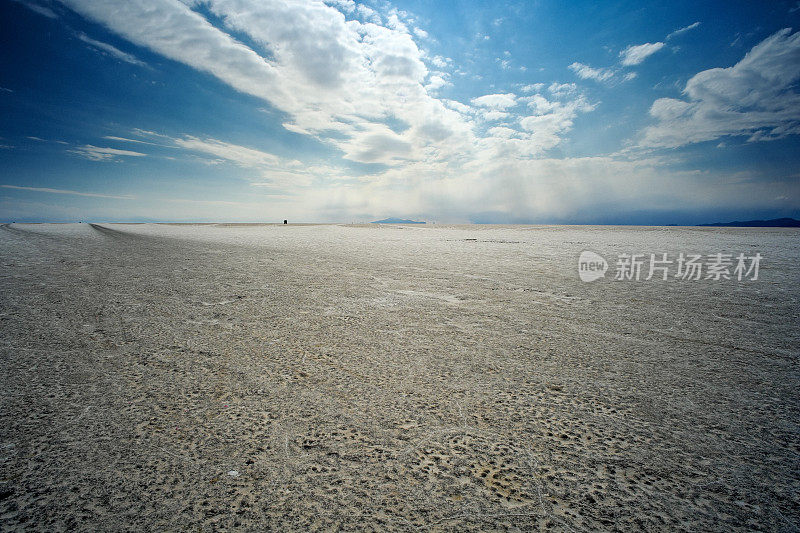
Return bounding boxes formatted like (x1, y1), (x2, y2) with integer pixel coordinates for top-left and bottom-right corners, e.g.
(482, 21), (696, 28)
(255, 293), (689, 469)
(0, 222), (798, 530)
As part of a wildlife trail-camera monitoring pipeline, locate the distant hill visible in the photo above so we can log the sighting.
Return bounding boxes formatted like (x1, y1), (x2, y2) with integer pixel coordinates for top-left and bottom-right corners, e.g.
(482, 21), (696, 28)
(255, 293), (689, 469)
(697, 218), (800, 228)
(371, 218), (426, 224)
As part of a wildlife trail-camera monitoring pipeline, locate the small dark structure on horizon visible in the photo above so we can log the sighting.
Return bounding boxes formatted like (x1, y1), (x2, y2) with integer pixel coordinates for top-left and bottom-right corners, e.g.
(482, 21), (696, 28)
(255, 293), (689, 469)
(283, 220), (287, 225)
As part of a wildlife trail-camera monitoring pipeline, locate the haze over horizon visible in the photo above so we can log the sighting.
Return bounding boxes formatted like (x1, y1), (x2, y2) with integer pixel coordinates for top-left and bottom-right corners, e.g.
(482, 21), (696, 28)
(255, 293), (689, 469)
(1, 0), (799, 224)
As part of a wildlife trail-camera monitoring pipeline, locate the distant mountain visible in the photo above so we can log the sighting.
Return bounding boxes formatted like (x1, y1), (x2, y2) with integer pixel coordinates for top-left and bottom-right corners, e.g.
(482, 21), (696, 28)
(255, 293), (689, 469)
(371, 218), (426, 224)
(697, 218), (800, 228)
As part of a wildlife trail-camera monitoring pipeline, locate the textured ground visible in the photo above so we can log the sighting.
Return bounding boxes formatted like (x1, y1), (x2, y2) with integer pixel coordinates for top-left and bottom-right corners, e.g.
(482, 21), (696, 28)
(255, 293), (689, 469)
(0, 222), (798, 531)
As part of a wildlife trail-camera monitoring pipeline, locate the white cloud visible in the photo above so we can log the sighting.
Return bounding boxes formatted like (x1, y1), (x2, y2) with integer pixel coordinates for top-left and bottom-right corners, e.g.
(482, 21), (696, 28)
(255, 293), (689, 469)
(666, 22), (700, 40)
(386, 13), (408, 33)
(172, 136), (283, 168)
(425, 74), (449, 91)
(519, 83), (545, 94)
(470, 93), (518, 110)
(58, 0), (468, 167)
(548, 82), (577, 96)
(335, 125), (415, 164)
(323, 0), (354, 13)
(131, 131), (339, 190)
(480, 110), (510, 121)
(355, 3), (380, 23)
(619, 42), (665, 66)
(486, 126), (518, 139)
(569, 40), (667, 83)
(442, 99), (473, 115)
(429, 55), (450, 68)
(68, 145), (147, 161)
(285, 155), (798, 223)
(524, 94), (557, 115)
(58, 0), (286, 113)
(639, 29), (800, 148)
(51, 0), (791, 221)
(77, 33), (147, 67)
(516, 92), (594, 151)
(568, 62), (614, 82)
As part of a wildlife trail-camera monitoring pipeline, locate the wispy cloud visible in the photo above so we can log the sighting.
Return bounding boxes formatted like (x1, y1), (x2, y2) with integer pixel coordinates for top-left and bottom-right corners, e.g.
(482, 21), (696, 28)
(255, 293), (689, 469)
(1, 184), (133, 199)
(172, 136), (282, 168)
(69, 145), (147, 161)
(619, 42), (665, 66)
(103, 135), (167, 147)
(24, 136), (67, 144)
(570, 29), (680, 84)
(568, 62), (614, 82)
(165, 198), (261, 206)
(639, 29), (800, 148)
(667, 22), (701, 40)
(12, 0), (57, 19)
(129, 131), (329, 191)
(77, 33), (147, 67)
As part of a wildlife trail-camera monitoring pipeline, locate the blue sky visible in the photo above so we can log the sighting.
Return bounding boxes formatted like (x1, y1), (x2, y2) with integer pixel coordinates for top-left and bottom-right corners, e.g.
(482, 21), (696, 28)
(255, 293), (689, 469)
(1, 0), (799, 223)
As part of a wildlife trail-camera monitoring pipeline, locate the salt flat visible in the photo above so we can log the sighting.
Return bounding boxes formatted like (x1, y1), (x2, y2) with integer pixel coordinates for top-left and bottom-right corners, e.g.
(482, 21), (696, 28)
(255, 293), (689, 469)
(0, 222), (798, 530)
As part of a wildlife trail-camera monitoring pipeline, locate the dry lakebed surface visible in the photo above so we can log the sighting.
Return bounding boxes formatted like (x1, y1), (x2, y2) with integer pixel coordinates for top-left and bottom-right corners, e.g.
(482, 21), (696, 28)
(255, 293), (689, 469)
(0, 222), (798, 531)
